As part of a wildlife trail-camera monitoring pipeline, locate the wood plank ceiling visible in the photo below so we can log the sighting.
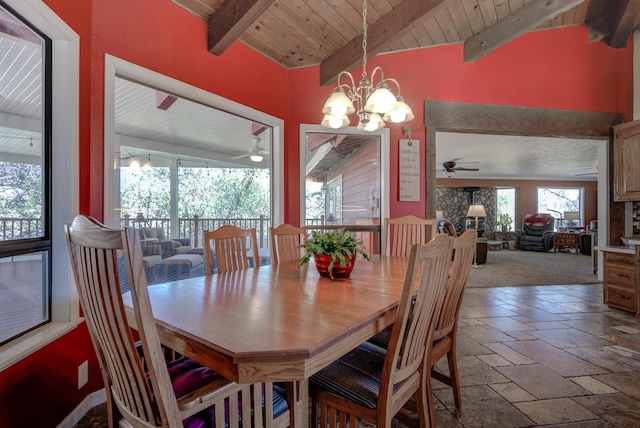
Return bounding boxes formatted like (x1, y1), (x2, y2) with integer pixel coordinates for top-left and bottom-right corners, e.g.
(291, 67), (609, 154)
(171, 0), (640, 86)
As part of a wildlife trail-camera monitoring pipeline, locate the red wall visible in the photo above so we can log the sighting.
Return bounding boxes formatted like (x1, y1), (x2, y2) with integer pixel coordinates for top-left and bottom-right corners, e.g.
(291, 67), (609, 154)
(287, 25), (627, 224)
(0, 1), (629, 425)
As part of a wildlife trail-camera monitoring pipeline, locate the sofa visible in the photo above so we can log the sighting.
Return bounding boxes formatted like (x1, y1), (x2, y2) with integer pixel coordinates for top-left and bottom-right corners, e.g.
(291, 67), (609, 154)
(516, 213), (555, 252)
(118, 228), (204, 293)
(140, 239), (204, 285)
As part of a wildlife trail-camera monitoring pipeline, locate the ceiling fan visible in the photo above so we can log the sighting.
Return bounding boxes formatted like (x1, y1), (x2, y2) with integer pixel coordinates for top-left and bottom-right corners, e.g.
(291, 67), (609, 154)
(439, 159), (479, 176)
(231, 137), (269, 162)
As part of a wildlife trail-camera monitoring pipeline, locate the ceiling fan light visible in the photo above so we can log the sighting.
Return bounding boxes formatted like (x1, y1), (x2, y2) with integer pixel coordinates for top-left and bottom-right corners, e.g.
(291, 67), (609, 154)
(322, 90), (355, 116)
(321, 114), (350, 129)
(383, 98), (415, 123)
(250, 154), (263, 162)
(357, 113), (385, 132)
(364, 85), (397, 113)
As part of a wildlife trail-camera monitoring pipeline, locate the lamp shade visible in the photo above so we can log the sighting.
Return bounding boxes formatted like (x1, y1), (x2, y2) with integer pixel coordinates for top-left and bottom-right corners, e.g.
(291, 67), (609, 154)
(357, 113), (385, 132)
(467, 204), (486, 218)
(563, 211), (580, 221)
(322, 91), (356, 116)
(364, 86), (398, 113)
(383, 98), (415, 123)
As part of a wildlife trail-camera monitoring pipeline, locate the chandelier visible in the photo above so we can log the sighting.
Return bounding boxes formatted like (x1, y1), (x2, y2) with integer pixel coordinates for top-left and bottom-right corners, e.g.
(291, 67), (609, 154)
(321, 0), (414, 132)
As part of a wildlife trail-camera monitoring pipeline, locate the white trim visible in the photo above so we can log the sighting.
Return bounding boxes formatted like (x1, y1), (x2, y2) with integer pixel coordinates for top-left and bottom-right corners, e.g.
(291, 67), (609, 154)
(103, 55), (285, 228)
(0, 0), (80, 369)
(299, 124), (390, 227)
(56, 388), (107, 428)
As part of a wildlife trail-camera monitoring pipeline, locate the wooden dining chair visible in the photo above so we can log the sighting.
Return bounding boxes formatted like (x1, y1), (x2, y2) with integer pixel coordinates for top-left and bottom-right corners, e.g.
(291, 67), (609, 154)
(309, 234), (453, 428)
(203, 224), (260, 274)
(270, 223), (306, 264)
(65, 215), (290, 428)
(381, 215), (438, 257)
(425, 229), (476, 427)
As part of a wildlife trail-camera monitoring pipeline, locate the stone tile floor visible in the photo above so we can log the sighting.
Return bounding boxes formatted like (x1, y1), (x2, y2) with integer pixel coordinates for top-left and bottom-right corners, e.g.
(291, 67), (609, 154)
(75, 283), (640, 427)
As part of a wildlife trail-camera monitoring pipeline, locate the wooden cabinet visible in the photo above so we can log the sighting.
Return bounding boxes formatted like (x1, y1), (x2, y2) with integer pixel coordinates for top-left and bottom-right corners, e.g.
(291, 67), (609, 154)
(602, 249), (640, 320)
(553, 232), (580, 254)
(613, 120), (640, 201)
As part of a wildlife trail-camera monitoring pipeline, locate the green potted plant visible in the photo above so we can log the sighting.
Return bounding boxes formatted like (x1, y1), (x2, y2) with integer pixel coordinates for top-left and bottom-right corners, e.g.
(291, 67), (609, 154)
(498, 213), (513, 232)
(299, 228), (370, 278)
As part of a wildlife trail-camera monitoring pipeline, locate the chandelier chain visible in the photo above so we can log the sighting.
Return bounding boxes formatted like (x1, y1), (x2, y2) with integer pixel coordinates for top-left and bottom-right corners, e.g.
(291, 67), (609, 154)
(361, 0), (368, 79)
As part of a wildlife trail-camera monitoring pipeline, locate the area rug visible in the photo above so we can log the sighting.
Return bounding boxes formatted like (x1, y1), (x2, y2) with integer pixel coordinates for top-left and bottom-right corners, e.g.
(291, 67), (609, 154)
(467, 249), (600, 288)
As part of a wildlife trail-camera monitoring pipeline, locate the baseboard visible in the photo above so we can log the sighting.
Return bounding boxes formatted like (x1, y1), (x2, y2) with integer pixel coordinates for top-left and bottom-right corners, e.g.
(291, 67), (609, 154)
(56, 389), (106, 428)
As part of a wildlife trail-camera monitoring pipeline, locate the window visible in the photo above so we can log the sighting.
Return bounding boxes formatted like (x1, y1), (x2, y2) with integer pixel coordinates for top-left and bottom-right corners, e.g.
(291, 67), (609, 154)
(537, 187), (582, 228)
(0, 2), (51, 345)
(104, 58), (284, 265)
(496, 188), (515, 231)
(0, 0), (78, 367)
(300, 125), (390, 254)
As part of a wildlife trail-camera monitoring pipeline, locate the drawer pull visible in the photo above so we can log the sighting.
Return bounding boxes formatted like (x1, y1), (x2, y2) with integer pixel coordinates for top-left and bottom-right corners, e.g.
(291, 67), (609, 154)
(614, 293), (630, 300)
(615, 257), (630, 262)
(615, 273), (630, 279)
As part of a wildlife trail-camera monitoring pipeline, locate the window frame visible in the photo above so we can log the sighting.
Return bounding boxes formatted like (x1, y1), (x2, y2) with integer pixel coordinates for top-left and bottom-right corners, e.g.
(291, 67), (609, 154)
(0, 0), (80, 370)
(299, 124), (390, 228)
(103, 55), (285, 230)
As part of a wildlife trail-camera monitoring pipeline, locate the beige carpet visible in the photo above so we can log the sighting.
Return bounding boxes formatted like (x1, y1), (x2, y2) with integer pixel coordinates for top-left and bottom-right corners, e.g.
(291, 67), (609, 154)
(467, 249), (599, 287)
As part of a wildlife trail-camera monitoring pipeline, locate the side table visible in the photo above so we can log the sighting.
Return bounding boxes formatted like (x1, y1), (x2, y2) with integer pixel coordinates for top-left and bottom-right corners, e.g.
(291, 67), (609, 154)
(553, 232), (580, 254)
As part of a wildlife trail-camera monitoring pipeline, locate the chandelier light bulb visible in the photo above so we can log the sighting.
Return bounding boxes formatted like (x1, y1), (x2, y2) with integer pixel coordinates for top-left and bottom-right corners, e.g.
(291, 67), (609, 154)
(321, 114), (350, 129)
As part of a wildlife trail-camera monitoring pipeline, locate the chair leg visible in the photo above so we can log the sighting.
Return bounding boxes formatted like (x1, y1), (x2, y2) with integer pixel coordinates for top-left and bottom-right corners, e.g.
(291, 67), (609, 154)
(447, 347), (462, 408)
(425, 368), (436, 428)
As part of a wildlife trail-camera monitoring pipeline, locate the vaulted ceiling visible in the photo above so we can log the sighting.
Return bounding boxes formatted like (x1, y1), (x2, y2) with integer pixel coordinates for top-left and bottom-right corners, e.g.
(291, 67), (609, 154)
(171, 0), (640, 86)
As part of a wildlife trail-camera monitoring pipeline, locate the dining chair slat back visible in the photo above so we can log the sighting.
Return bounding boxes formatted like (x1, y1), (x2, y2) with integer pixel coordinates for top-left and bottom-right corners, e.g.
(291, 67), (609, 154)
(203, 225), (260, 274)
(382, 215), (438, 257)
(309, 233), (453, 427)
(426, 229), (477, 427)
(270, 223), (306, 264)
(65, 215), (290, 428)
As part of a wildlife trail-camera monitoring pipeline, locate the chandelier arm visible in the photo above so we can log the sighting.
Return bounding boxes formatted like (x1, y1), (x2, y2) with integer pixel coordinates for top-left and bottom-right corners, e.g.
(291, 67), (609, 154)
(369, 66), (385, 86)
(383, 77), (402, 96)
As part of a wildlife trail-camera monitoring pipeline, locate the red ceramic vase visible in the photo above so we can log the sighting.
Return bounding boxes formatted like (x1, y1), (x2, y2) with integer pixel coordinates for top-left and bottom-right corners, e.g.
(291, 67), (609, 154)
(314, 254), (356, 278)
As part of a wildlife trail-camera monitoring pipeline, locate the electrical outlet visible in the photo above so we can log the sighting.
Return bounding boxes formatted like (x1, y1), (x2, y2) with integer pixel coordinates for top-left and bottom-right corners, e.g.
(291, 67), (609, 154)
(78, 360), (88, 389)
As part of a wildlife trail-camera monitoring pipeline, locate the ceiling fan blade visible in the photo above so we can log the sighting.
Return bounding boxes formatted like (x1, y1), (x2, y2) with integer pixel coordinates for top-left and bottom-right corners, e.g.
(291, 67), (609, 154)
(231, 153), (250, 160)
(454, 167), (479, 171)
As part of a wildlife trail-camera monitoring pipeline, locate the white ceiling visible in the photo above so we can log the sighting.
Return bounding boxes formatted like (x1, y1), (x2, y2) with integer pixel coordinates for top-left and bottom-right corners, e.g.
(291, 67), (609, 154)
(436, 132), (602, 182)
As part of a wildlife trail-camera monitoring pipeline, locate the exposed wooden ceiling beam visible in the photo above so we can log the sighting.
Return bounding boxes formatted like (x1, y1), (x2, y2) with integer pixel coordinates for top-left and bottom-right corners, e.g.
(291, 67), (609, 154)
(607, 0), (640, 48)
(464, 0), (585, 63)
(208, 0), (276, 55)
(585, 0), (611, 42)
(319, 0), (452, 87)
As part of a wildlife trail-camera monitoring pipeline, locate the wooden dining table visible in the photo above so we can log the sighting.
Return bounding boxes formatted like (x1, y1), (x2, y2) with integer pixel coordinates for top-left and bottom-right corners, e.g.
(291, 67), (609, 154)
(122, 254), (409, 427)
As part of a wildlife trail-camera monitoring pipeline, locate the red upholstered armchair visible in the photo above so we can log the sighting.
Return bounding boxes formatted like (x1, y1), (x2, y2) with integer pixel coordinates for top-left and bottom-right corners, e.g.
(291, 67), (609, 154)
(516, 213), (555, 252)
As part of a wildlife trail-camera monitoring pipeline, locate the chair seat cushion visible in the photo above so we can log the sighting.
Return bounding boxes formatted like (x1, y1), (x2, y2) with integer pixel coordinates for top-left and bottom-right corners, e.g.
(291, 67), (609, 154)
(143, 255), (162, 269)
(167, 358), (289, 427)
(310, 342), (387, 410)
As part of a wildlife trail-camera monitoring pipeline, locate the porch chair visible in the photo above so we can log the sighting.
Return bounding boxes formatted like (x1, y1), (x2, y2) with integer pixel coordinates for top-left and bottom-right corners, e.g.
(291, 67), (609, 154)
(309, 234), (453, 428)
(381, 215), (438, 257)
(270, 223), (306, 264)
(65, 215), (290, 428)
(203, 224), (260, 274)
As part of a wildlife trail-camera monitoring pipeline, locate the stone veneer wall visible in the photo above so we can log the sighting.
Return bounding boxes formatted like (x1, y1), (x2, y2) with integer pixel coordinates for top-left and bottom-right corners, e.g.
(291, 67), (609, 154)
(436, 187), (497, 237)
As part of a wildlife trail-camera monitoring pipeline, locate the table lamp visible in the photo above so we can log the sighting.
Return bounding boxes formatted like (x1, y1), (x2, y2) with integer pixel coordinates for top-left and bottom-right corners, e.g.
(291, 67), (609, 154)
(563, 211), (580, 230)
(467, 204), (486, 267)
